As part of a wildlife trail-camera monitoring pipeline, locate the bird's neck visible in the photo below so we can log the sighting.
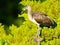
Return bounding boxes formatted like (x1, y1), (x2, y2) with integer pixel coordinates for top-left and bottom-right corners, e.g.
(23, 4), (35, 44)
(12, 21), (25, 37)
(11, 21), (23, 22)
(28, 10), (39, 25)
(28, 9), (31, 15)
(28, 9), (33, 20)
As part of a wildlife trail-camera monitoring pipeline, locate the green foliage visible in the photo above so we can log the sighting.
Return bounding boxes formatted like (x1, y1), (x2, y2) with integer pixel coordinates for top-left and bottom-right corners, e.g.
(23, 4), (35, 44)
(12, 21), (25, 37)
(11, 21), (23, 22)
(0, 0), (60, 45)
(0, 39), (10, 45)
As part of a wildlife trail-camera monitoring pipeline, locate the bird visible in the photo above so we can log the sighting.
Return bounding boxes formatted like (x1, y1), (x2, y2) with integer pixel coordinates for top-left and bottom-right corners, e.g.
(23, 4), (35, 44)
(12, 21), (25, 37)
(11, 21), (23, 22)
(23, 5), (57, 45)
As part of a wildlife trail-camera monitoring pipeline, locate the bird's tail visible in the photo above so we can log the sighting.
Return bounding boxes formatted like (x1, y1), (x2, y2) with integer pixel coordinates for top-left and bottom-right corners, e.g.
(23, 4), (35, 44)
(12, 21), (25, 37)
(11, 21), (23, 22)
(52, 21), (57, 28)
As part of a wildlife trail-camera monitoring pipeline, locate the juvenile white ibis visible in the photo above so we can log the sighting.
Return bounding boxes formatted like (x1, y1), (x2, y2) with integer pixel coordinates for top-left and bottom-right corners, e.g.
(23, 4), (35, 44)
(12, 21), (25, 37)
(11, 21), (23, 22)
(23, 5), (56, 45)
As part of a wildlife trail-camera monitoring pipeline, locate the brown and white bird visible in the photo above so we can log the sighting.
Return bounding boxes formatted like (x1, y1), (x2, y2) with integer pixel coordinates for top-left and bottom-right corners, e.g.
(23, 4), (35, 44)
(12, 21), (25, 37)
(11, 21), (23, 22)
(23, 5), (56, 45)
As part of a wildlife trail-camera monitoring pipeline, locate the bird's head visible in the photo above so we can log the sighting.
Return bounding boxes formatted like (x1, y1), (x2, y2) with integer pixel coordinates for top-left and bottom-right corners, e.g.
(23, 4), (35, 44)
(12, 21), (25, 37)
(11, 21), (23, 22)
(23, 5), (31, 11)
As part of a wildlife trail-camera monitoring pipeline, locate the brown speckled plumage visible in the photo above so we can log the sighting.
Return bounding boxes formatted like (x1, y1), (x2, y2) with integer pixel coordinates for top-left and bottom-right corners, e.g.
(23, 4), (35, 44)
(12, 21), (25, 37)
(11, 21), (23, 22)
(32, 11), (54, 27)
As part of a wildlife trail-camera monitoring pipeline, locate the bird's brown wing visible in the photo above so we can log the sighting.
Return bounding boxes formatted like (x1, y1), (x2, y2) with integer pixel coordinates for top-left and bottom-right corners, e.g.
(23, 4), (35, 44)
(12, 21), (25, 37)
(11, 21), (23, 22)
(32, 12), (54, 26)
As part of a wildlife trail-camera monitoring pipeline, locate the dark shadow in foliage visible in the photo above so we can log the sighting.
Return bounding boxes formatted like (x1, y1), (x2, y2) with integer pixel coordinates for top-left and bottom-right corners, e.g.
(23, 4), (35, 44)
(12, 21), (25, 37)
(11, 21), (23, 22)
(4, 17), (25, 35)
(0, 0), (25, 35)
(40, 0), (46, 3)
(18, 4), (25, 14)
(32, 0), (39, 1)
(14, 17), (25, 27)
(19, 17), (25, 26)
(32, 0), (46, 3)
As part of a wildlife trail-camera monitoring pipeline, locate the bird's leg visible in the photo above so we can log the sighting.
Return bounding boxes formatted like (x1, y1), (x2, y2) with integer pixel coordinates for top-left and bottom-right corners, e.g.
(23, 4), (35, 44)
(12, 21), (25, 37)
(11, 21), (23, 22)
(29, 24), (43, 45)
(36, 25), (40, 37)
(36, 24), (43, 45)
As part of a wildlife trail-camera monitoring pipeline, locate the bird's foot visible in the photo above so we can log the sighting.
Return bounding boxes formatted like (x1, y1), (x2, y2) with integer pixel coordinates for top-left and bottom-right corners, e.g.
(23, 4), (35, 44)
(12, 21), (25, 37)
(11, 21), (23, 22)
(30, 36), (43, 42)
(29, 36), (43, 45)
(35, 37), (43, 45)
(36, 37), (43, 42)
(34, 36), (43, 42)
